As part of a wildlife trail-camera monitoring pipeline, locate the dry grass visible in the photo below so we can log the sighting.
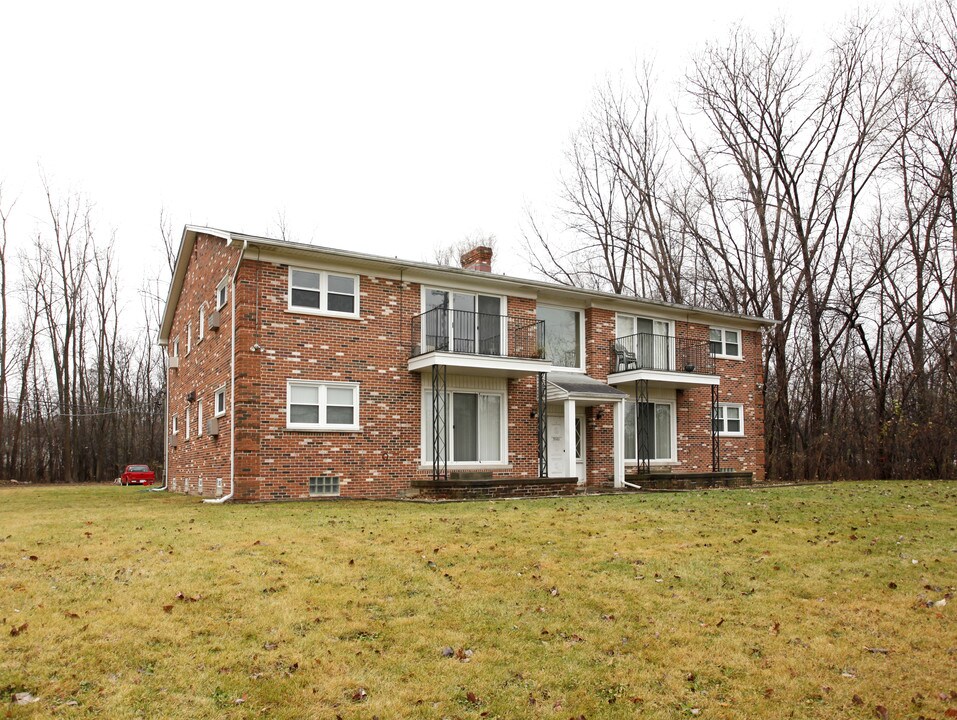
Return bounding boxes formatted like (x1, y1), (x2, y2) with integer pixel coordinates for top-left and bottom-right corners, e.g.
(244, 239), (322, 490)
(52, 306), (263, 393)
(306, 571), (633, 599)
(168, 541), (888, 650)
(1, 482), (955, 719)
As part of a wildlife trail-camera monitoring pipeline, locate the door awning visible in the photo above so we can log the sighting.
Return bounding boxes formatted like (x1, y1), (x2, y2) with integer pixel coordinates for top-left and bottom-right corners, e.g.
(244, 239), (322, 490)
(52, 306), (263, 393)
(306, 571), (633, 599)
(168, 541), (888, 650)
(546, 372), (628, 406)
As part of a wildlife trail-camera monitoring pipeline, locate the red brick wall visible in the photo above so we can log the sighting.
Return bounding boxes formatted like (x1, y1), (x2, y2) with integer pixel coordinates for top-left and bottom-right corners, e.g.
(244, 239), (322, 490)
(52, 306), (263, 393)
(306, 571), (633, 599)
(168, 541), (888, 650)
(166, 234), (241, 497)
(673, 321), (766, 481)
(584, 307), (617, 486)
(167, 235), (767, 500)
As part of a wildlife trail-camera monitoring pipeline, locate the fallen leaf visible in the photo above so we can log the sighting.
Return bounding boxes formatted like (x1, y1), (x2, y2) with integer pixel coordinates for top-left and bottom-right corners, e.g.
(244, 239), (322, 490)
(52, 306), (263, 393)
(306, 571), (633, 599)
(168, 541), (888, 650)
(888, 582), (898, 589)
(874, 705), (889, 720)
(466, 691), (480, 704)
(162, 605), (173, 613)
(64, 611), (80, 619)
(10, 622), (28, 637)
(351, 687), (367, 702)
(944, 709), (957, 718)
(28, 555), (38, 561)
(550, 586), (559, 596)
(853, 694), (864, 705)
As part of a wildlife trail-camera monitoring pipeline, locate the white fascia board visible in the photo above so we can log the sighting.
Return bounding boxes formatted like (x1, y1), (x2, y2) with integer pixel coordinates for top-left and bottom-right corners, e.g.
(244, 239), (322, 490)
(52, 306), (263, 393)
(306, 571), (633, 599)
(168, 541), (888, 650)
(408, 352), (550, 377)
(607, 369), (721, 388)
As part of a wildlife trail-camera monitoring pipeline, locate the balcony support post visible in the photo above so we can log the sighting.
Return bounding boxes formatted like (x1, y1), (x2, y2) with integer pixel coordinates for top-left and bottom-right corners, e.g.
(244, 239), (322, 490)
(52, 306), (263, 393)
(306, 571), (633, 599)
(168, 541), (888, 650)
(537, 372), (548, 477)
(711, 383), (720, 472)
(635, 379), (650, 476)
(431, 363), (448, 482)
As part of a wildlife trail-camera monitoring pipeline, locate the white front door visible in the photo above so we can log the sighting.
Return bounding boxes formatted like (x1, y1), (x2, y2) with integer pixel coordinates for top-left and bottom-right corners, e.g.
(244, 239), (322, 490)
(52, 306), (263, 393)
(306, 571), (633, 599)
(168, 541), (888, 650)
(547, 413), (586, 483)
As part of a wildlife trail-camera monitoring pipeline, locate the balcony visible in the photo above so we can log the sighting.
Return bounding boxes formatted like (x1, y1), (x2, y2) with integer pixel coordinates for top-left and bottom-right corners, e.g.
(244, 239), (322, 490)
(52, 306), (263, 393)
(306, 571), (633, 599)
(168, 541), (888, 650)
(608, 333), (719, 388)
(409, 306), (550, 377)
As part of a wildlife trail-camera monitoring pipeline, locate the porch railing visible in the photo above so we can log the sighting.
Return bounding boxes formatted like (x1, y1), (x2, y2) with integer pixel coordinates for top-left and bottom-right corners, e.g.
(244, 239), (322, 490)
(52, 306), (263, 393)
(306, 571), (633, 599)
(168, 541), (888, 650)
(610, 333), (715, 375)
(411, 306), (545, 360)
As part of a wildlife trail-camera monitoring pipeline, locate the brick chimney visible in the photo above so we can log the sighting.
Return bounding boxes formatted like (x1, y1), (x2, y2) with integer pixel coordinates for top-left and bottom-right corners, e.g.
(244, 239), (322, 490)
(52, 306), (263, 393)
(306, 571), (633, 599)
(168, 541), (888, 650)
(460, 245), (493, 272)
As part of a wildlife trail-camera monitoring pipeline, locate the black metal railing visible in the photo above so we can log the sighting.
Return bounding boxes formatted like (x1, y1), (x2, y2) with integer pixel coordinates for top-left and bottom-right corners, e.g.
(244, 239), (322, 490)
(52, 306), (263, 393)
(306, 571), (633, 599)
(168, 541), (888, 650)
(411, 306), (545, 360)
(609, 333), (715, 375)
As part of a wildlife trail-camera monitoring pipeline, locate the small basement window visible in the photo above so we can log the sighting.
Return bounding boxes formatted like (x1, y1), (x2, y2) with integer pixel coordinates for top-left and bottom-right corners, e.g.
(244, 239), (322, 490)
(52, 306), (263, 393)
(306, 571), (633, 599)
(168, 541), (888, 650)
(309, 476), (340, 497)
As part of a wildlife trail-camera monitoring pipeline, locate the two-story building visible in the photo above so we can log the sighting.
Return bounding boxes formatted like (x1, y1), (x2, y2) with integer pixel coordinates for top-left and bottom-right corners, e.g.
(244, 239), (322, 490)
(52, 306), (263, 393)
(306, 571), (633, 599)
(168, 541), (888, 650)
(158, 226), (771, 502)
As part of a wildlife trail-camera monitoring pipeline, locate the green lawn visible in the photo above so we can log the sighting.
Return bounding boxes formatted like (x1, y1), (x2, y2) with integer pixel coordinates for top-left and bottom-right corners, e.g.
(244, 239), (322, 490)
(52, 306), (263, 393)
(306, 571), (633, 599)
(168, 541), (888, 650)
(1, 483), (955, 719)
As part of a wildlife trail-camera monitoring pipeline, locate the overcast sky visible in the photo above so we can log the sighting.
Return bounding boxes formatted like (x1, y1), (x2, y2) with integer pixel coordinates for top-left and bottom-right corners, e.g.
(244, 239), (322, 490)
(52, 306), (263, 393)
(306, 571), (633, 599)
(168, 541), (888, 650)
(1, 0), (882, 304)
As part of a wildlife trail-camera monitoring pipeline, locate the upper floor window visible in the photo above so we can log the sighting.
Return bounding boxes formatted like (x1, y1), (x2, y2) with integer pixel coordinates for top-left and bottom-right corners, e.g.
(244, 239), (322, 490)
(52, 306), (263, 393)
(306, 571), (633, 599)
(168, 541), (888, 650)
(216, 277), (228, 310)
(172, 336), (180, 358)
(214, 386), (227, 417)
(287, 381), (360, 431)
(198, 305), (206, 342)
(713, 403), (744, 436)
(615, 314), (672, 371)
(537, 305), (583, 370)
(422, 288), (504, 355)
(288, 267), (359, 317)
(709, 328), (741, 359)
(172, 414), (179, 435)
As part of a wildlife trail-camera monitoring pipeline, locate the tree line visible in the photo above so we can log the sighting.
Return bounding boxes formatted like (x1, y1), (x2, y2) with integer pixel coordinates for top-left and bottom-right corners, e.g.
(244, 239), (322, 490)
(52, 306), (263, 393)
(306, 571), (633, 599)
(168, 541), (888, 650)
(525, 1), (957, 480)
(0, 183), (172, 483)
(2, 2), (954, 484)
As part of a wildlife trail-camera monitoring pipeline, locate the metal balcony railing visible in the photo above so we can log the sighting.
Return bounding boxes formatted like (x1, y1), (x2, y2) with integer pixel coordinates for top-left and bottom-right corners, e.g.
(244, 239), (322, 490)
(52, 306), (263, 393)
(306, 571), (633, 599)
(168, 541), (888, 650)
(610, 333), (715, 375)
(411, 306), (545, 360)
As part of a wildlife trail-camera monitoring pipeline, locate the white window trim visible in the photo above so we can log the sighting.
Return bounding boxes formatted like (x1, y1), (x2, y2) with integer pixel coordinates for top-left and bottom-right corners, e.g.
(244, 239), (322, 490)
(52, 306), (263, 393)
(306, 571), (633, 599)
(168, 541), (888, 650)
(172, 414), (179, 435)
(216, 276), (229, 310)
(198, 305), (206, 342)
(186, 322), (192, 354)
(172, 336), (180, 358)
(537, 304), (586, 372)
(286, 380), (361, 432)
(714, 402), (745, 437)
(214, 386), (227, 418)
(185, 407), (191, 440)
(709, 327), (743, 360)
(197, 400), (204, 437)
(420, 388), (509, 467)
(623, 398), (678, 465)
(286, 266), (360, 319)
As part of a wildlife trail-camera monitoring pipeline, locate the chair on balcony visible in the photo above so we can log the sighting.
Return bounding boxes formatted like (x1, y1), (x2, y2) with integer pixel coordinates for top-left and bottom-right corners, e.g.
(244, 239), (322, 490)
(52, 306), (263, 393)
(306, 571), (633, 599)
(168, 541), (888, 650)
(613, 342), (639, 372)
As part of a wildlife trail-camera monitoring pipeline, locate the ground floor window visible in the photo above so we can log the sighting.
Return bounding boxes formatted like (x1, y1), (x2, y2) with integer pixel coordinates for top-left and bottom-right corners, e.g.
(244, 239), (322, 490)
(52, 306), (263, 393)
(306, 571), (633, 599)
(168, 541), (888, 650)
(713, 403), (744, 436)
(286, 381), (360, 431)
(624, 401), (674, 462)
(423, 390), (504, 463)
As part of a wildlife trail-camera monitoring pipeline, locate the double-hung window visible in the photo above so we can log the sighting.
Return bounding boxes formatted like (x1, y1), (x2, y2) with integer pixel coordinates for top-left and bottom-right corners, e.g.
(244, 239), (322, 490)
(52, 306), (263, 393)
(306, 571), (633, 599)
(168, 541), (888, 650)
(172, 415), (179, 435)
(287, 381), (360, 431)
(288, 268), (359, 317)
(709, 328), (741, 359)
(197, 400), (204, 436)
(198, 306), (205, 342)
(713, 403), (744, 436)
(423, 391), (505, 464)
(185, 407), (191, 440)
(624, 400), (675, 463)
(186, 322), (192, 354)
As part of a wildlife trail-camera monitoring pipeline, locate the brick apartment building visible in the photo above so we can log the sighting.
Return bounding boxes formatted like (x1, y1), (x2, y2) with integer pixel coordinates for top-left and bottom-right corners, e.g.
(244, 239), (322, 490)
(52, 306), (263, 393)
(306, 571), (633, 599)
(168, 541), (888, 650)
(158, 226), (772, 502)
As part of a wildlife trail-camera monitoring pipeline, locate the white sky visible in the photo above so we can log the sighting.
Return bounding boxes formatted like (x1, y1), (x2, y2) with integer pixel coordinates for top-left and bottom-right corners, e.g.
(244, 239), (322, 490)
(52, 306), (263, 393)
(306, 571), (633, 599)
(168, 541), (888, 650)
(1, 0), (881, 312)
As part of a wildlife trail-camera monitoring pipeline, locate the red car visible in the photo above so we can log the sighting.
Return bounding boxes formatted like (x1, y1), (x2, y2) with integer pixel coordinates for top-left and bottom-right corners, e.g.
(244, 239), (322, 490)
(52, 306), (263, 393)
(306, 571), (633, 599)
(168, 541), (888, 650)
(121, 465), (155, 486)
